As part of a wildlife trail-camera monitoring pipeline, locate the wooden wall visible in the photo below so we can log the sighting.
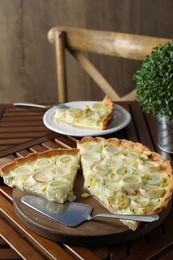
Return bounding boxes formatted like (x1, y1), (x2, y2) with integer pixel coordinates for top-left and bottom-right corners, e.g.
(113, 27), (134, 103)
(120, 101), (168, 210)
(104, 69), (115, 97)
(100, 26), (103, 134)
(0, 0), (173, 103)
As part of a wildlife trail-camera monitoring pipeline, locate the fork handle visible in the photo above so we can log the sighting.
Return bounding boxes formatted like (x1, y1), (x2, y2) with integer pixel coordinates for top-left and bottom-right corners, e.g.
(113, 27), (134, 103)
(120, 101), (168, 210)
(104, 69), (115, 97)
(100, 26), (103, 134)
(13, 103), (50, 109)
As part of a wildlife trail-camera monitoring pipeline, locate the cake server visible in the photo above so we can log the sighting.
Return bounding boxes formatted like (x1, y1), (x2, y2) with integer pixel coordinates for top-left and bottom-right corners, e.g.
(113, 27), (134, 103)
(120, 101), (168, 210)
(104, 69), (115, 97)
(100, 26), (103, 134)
(21, 195), (159, 227)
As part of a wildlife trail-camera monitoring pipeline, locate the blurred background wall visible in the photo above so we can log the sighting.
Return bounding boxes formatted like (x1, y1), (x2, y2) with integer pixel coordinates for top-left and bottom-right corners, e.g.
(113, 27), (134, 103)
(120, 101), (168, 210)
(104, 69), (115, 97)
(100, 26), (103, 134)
(0, 0), (173, 103)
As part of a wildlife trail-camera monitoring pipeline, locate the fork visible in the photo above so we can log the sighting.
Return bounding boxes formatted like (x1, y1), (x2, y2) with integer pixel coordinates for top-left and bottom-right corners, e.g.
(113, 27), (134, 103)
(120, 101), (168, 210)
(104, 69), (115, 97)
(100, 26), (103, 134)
(13, 103), (68, 109)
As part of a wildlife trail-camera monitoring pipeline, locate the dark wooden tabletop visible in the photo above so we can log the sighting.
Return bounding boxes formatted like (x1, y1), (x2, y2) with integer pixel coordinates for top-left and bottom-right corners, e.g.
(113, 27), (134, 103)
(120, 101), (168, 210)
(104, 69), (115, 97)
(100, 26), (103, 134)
(0, 102), (173, 260)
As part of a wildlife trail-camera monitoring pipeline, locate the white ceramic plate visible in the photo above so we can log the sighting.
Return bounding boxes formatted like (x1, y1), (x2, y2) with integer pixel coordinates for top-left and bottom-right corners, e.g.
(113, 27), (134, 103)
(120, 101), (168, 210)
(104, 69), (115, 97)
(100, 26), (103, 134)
(43, 101), (131, 137)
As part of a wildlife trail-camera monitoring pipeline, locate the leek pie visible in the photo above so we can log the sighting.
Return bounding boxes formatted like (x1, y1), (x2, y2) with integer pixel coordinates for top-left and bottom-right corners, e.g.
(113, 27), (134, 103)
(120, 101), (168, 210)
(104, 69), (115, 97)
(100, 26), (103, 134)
(1, 149), (80, 203)
(1, 137), (173, 231)
(77, 137), (173, 230)
(53, 95), (114, 130)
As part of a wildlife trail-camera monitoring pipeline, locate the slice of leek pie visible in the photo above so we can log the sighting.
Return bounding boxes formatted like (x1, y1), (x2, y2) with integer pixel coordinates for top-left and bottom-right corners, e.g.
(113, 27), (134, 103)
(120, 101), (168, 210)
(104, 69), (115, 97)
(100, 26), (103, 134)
(1, 149), (80, 203)
(54, 95), (114, 130)
(77, 137), (173, 230)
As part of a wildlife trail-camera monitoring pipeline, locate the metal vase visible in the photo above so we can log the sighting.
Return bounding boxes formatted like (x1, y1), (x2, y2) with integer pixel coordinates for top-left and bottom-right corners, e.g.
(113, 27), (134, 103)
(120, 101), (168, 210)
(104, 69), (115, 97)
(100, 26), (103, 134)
(156, 115), (173, 154)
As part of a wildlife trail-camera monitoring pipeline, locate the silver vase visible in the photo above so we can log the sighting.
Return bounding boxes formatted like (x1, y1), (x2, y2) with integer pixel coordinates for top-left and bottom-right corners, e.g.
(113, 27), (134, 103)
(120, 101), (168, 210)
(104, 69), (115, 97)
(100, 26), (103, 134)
(156, 115), (173, 154)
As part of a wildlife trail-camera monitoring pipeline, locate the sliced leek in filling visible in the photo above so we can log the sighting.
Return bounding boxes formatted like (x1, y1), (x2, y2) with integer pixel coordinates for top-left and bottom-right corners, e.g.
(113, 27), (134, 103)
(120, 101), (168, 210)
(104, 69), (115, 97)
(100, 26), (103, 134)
(46, 180), (71, 202)
(80, 141), (102, 153)
(55, 154), (77, 166)
(34, 157), (54, 169)
(81, 153), (102, 164)
(123, 175), (143, 189)
(12, 165), (34, 176)
(91, 163), (109, 175)
(104, 157), (122, 169)
(138, 160), (161, 172)
(32, 171), (54, 183)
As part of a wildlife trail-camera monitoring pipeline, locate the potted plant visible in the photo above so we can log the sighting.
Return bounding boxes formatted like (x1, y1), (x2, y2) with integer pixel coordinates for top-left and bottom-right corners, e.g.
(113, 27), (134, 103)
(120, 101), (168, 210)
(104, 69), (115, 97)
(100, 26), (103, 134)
(134, 40), (173, 153)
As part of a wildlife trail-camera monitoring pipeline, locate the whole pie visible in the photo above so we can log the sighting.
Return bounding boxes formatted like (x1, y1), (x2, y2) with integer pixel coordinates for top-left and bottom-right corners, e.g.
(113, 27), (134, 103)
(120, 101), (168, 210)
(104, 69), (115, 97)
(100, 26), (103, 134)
(1, 137), (173, 231)
(53, 95), (114, 130)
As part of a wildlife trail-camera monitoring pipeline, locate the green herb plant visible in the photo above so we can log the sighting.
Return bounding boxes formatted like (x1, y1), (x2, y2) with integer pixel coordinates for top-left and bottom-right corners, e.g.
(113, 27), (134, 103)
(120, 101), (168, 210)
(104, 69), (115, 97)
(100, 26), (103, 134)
(134, 41), (173, 121)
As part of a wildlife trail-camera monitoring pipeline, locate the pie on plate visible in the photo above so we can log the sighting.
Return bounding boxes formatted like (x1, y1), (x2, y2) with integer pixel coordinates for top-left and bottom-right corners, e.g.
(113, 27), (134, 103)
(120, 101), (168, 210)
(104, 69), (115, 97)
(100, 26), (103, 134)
(43, 102), (131, 137)
(53, 95), (114, 130)
(77, 137), (173, 230)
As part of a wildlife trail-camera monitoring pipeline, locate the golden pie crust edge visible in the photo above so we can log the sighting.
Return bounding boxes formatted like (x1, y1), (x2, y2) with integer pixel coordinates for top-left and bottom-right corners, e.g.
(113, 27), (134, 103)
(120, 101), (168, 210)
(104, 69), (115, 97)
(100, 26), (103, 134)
(100, 95), (114, 130)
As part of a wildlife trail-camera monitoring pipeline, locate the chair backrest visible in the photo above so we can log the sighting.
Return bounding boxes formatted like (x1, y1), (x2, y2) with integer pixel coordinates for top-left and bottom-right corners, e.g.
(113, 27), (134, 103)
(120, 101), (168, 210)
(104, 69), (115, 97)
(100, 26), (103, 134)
(48, 26), (170, 102)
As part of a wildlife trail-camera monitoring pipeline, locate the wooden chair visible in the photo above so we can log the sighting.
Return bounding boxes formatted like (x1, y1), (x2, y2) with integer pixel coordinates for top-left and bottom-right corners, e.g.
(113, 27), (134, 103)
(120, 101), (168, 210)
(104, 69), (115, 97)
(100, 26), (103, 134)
(47, 26), (170, 102)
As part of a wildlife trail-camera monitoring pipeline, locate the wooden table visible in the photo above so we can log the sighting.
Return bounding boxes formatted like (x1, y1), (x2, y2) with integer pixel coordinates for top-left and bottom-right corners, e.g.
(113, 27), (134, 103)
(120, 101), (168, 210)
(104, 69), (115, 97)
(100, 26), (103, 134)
(0, 102), (173, 260)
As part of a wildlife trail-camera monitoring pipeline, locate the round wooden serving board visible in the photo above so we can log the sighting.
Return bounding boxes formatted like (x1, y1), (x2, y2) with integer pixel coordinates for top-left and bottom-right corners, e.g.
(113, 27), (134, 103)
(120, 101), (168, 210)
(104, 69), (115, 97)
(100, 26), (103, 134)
(13, 173), (171, 246)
